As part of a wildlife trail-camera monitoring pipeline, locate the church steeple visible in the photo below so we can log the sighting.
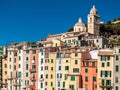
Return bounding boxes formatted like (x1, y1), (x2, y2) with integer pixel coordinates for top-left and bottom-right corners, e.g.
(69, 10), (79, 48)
(87, 5), (100, 36)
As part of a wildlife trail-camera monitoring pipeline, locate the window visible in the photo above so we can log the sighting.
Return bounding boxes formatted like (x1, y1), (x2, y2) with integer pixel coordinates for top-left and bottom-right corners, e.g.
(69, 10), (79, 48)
(51, 67), (53, 71)
(85, 77), (88, 82)
(85, 68), (88, 73)
(65, 66), (69, 70)
(14, 52), (17, 56)
(26, 50), (29, 54)
(14, 65), (16, 70)
(26, 57), (29, 61)
(96, 39), (98, 42)
(119, 49), (120, 53)
(116, 55), (119, 60)
(41, 67), (43, 71)
(96, 69), (98, 73)
(51, 59), (53, 63)
(93, 77), (96, 81)
(101, 56), (106, 61)
(9, 58), (11, 62)
(4, 64), (7, 68)
(116, 65), (119, 72)
(26, 72), (28, 77)
(56, 43), (57, 46)
(75, 60), (78, 64)
(19, 64), (21, 68)
(45, 82), (47, 86)
(102, 63), (105, 67)
(58, 81), (60, 87)
(41, 52), (43, 56)
(63, 82), (65, 88)
(73, 68), (79, 73)
(107, 56), (110, 60)
(71, 76), (75, 81)
(46, 74), (48, 78)
(19, 56), (21, 61)
(59, 66), (61, 70)
(26, 64), (28, 70)
(57, 74), (59, 78)
(115, 77), (119, 83)
(66, 60), (68, 63)
(92, 62), (95, 66)
(14, 58), (16, 63)
(102, 79), (104, 86)
(86, 62), (89, 66)
(51, 74), (53, 79)
(70, 85), (74, 90)
(75, 53), (78, 57)
(107, 62), (110, 66)
(60, 74), (62, 78)
(51, 82), (53, 86)
(115, 86), (119, 90)
(41, 58), (43, 64)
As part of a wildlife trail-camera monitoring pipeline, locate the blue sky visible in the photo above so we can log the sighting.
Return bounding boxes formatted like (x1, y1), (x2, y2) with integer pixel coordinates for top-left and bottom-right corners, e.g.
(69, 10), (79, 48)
(0, 0), (120, 45)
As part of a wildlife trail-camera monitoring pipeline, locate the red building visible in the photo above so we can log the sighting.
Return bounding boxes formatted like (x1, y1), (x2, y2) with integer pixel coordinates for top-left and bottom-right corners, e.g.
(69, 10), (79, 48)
(80, 50), (98, 90)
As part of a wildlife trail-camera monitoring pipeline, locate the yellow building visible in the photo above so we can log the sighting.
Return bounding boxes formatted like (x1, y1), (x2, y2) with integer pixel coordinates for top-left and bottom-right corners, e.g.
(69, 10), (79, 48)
(97, 49), (114, 90)
(62, 51), (81, 90)
(48, 52), (56, 90)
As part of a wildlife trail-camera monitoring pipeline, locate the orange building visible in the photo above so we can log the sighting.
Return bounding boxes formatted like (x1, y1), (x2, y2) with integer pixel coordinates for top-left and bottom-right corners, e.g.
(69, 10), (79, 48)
(80, 50), (98, 90)
(29, 45), (39, 90)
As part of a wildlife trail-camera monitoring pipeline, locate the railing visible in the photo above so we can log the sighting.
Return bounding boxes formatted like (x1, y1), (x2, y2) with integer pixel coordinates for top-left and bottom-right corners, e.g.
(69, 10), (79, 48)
(78, 88), (85, 90)
(13, 83), (21, 86)
(29, 69), (36, 73)
(8, 76), (13, 80)
(39, 78), (44, 82)
(99, 84), (113, 88)
(30, 77), (36, 82)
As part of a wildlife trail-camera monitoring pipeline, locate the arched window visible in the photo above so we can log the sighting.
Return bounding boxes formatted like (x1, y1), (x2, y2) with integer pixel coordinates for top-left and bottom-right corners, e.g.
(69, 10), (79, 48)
(90, 17), (92, 23)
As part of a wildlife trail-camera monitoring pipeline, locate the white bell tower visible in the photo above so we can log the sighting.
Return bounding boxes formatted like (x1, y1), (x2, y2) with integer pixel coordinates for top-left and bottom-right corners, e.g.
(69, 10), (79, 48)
(88, 5), (100, 36)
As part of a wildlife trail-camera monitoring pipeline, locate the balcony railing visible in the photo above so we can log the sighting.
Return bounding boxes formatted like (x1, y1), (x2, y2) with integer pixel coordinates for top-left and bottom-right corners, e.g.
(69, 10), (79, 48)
(13, 83), (21, 86)
(39, 78), (44, 82)
(8, 76), (13, 80)
(78, 88), (85, 90)
(30, 77), (36, 82)
(99, 85), (113, 88)
(30, 69), (36, 73)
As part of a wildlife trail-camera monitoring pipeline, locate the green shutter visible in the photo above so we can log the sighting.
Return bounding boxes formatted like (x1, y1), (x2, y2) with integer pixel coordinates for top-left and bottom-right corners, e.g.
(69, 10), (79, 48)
(63, 82), (65, 88)
(116, 86), (119, 90)
(71, 76), (75, 81)
(116, 55), (119, 60)
(107, 62), (110, 66)
(75, 60), (78, 64)
(116, 65), (119, 72)
(110, 71), (112, 77)
(85, 69), (88, 73)
(102, 79), (104, 86)
(102, 63), (104, 67)
(75, 53), (78, 57)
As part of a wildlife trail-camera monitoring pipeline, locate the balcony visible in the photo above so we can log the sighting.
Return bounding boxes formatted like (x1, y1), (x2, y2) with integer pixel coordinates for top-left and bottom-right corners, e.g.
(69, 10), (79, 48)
(30, 69), (36, 73)
(99, 85), (113, 88)
(1, 82), (8, 86)
(78, 88), (85, 90)
(39, 78), (44, 82)
(13, 83), (21, 86)
(30, 77), (36, 82)
(8, 77), (13, 80)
